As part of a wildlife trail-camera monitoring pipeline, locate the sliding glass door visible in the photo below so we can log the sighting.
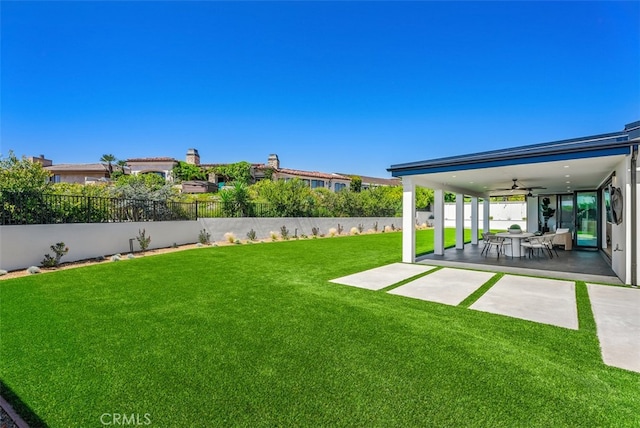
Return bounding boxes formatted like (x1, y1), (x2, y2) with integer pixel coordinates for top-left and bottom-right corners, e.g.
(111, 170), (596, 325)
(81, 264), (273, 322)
(575, 191), (598, 248)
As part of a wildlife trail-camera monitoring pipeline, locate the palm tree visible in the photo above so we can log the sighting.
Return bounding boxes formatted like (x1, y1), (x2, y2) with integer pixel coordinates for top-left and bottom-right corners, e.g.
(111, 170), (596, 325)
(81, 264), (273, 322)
(100, 154), (116, 177)
(116, 160), (128, 174)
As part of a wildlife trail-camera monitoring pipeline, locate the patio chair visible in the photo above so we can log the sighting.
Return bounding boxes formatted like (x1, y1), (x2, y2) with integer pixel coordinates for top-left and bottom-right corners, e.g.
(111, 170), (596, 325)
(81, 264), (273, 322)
(521, 236), (548, 258)
(542, 233), (558, 258)
(484, 235), (511, 258)
(552, 228), (572, 251)
(481, 232), (495, 255)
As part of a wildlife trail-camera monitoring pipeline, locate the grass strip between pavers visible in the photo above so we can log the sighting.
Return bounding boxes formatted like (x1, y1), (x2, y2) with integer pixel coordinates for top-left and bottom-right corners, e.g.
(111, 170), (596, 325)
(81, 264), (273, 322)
(377, 266), (444, 293)
(458, 271), (503, 308)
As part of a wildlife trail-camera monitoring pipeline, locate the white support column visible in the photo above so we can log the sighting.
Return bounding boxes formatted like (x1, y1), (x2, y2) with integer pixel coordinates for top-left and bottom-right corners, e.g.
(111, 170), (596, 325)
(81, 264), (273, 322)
(471, 196), (479, 245)
(434, 189), (445, 255)
(456, 193), (464, 249)
(402, 177), (416, 263)
(483, 198), (491, 233)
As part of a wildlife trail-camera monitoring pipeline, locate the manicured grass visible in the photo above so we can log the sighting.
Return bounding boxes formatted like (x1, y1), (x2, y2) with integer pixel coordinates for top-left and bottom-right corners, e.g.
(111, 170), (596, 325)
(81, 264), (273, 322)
(1, 230), (639, 427)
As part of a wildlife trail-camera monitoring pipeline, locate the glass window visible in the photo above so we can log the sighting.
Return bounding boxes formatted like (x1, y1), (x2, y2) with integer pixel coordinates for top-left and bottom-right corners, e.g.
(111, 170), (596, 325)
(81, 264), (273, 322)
(311, 180), (324, 188)
(335, 182), (346, 191)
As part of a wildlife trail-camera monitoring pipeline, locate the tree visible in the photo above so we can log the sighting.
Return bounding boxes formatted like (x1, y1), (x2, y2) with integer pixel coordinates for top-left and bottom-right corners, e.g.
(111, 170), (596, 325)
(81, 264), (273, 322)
(0, 151), (51, 193)
(172, 161), (207, 182)
(214, 161), (253, 185)
(111, 160), (128, 180)
(251, 178), (315, 216)
(416, 187), (434, 210)
(0, 151), (53, 224)
(350, 176), (362, 192)
(219, 182), (252, 217)
(100, 154), (117, 177)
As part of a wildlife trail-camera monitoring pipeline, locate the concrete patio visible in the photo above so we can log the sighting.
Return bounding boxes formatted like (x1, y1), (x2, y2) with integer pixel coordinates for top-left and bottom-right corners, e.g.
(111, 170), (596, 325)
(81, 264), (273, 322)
(417, 243), (621, 284)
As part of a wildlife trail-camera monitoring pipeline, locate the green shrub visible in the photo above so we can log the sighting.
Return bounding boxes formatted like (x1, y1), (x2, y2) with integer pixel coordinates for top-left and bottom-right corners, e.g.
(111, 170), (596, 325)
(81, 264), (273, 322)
(246, 229), (257, 241)
(198, 229), (211, 245)
(42, 242), (69, 268)
(136, 229), (151, 252)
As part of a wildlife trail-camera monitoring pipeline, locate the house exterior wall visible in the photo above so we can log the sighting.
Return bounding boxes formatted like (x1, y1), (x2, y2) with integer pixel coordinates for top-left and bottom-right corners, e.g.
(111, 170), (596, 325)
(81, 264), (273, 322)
(274, 172), (351, 192)
(128, 161), (177, 182)
(610, 157), (628, 283)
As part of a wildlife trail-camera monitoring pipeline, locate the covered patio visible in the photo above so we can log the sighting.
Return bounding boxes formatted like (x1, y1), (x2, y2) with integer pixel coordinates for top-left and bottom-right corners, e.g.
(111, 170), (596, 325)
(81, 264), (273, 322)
(389, 120), (639, 286)
(418, 244), (621, 285)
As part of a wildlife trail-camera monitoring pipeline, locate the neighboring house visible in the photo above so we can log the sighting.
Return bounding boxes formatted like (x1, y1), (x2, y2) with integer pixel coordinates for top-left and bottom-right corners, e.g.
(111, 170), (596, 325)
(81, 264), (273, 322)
(31, 149), (397, 193)
(45, 163), (110, 184)
(336, 173), (401, 190)
(126, 157), (178, 182)
(388, 119), (640, 286)
(274, 168), (351, 191)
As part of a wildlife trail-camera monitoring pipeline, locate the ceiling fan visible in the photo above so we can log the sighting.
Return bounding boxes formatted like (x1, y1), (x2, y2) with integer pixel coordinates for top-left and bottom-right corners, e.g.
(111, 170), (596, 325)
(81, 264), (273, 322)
(493, 178), (546, 193)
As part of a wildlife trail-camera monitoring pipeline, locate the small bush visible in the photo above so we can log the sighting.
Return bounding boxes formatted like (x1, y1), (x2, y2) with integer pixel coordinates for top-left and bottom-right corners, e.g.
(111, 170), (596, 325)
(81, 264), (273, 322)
(27, 266), (41, 274)
(311, 227), (320, 237)
(384, 225), (393, 233)
(270, 231), (279, 241)
(357, 224), (364, 233)
(350, 227), (359, 235)
(0, 269), (7, 276)
(171, 242), (178, 248)
(234, 239), (241, 245)
(137, 229), (151, 252)
(337, 224), (344, 235)
(111, 254), (121, 262)
(127, 254), (135, 259)
(372, 221), (378, 232)
(300, 234), (308, 239)
(280, 225), (290, 240)
(328, 227), (337, 237)
(246, 229), (257, 241)
(198, 229), (211, 245)
(196, 242), (203, 247)
(224, 232), (236, 243)
(42, 242), (69, 268)
(509, 224), (522, 230)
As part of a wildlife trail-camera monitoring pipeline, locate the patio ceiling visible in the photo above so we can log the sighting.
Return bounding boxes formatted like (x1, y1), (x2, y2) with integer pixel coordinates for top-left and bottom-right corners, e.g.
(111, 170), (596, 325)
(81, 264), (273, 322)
(406, 154), (627, 198)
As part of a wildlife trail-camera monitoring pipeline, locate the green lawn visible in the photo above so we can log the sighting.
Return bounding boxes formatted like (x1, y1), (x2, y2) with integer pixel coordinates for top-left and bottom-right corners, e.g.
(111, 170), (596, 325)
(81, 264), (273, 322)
(1, 230), (638, 427)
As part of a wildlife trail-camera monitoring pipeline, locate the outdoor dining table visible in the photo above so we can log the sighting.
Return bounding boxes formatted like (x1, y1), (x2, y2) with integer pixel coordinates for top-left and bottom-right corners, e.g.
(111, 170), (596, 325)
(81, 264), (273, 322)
(495, 231), (535, 258)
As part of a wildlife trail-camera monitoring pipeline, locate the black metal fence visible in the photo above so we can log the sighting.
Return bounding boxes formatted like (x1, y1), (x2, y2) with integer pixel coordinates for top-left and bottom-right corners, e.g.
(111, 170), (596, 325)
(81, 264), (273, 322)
(0, 192), (400, 225)
(0, 192), (197, 225)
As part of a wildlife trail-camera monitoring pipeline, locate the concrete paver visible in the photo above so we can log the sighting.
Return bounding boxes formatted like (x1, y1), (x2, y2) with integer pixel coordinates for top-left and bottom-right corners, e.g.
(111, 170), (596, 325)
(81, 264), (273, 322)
(587, 284), (640, 373)
(470, 275), (578, 330)
(329, 263), (435, 291)
(332, 263), (639, 372)
(388, 268), (495, 306)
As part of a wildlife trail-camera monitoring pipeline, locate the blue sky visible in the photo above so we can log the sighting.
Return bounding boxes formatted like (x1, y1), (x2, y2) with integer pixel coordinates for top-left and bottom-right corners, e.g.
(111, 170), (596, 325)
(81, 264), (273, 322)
(2, 1), (639, 177)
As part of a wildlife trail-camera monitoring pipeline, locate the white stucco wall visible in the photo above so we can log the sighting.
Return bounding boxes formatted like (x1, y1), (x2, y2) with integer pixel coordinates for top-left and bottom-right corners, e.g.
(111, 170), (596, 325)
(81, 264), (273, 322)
(0, 221), (201, 272)
(0, 217), (401, 272)
(417, 201), (528, 231)
(610, 157), (628, 284)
